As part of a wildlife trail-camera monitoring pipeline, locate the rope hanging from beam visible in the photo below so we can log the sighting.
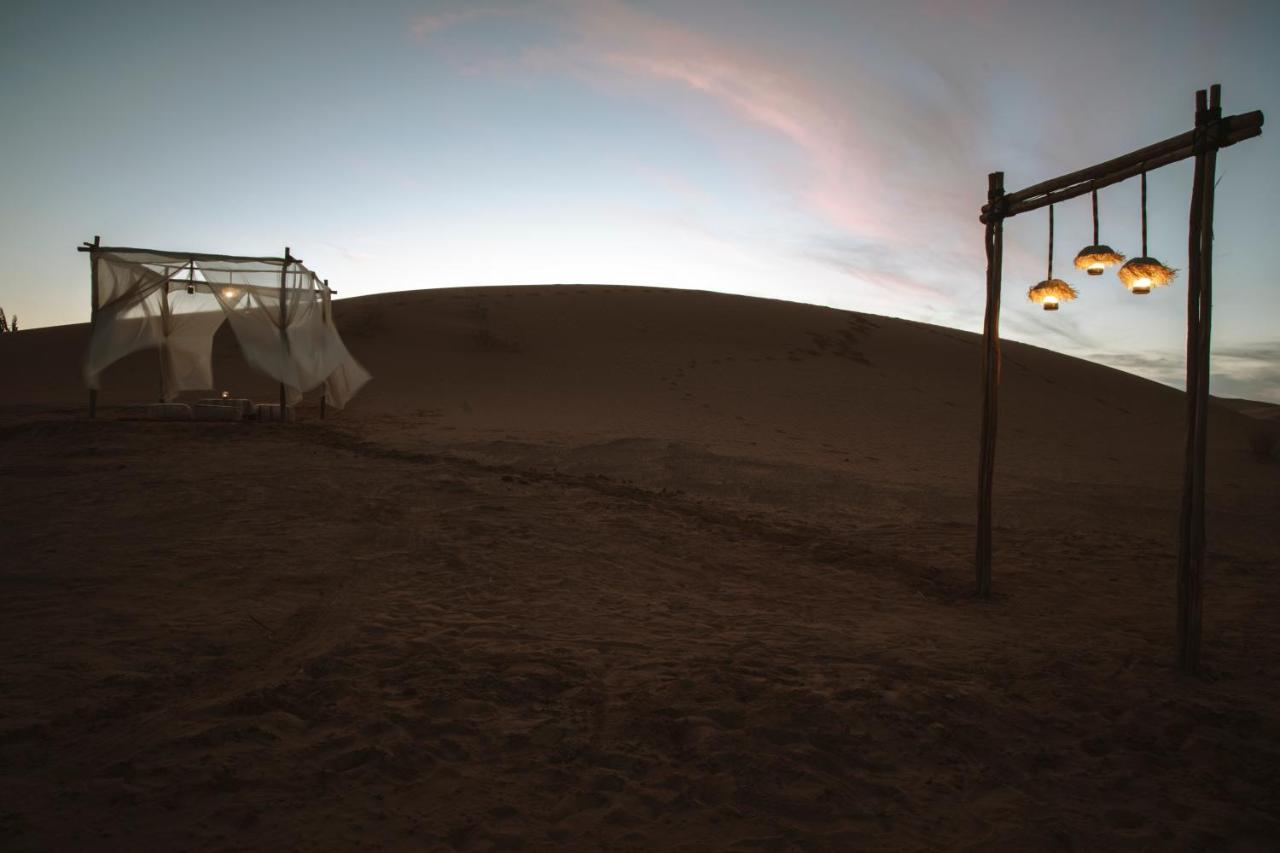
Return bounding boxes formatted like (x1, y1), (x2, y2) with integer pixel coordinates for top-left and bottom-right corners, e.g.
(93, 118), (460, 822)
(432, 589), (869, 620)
(1047, 204), (1054, 281)
(1141, 168), (1148, 256)
(1092, 185), (1099, 245)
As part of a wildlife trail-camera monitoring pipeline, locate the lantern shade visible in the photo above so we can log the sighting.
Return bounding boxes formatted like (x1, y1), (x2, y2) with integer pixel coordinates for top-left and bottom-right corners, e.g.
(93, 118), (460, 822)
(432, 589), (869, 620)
(1073, 245), (1125, 276)
(1028, 278), (1078, 310)
(1117, 257), (1176, 292)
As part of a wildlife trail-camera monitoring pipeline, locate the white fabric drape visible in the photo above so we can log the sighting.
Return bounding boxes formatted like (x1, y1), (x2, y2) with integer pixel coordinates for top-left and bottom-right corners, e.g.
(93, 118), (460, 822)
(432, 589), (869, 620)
(84, 250), (368, 408)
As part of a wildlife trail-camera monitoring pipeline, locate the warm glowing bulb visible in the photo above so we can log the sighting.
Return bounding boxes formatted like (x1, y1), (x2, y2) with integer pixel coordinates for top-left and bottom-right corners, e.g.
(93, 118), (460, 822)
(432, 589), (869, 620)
(1088, 262), (1104, 275)
(1043, 296), (1059, 311)
(220, 287), (240, 300)
(221, 390), (230, 399)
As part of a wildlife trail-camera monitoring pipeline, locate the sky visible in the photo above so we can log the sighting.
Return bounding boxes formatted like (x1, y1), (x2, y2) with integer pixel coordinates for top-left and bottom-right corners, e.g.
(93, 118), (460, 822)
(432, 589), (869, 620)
(2, 0), (1278, 401)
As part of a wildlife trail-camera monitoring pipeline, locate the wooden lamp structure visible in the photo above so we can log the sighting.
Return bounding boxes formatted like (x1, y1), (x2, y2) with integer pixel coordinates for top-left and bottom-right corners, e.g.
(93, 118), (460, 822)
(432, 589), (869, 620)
(975, 85), (1263, 674)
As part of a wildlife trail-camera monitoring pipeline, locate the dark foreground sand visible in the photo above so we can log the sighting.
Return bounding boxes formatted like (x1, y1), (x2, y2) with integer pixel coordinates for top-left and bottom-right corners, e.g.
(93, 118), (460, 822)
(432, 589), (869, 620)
(1, 286), (1278, 851)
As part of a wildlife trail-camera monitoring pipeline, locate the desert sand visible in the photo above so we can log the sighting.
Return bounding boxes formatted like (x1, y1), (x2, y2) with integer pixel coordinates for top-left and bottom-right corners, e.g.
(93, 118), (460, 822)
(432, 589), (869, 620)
(1, 285), (1277, 851)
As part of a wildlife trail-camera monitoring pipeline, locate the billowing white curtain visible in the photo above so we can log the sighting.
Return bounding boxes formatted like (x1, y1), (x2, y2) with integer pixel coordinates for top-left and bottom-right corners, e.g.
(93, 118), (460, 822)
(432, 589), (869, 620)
(321, 288), (371, 407)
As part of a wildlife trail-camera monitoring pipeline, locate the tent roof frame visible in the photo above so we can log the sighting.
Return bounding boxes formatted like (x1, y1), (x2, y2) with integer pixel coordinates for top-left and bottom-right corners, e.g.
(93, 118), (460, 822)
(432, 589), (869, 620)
(77, 243), (304, 267)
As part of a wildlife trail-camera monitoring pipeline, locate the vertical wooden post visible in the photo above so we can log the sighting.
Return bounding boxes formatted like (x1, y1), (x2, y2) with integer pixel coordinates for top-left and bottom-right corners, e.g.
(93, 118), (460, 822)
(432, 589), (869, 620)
(87, 236), (100, 418)
(976, 171), (1004, 598)
(155, 262), (183, 402)
(1190, 87), (1221, 668)
(1177, 85), (1221, 674)
(320, 278), (330, 419)
(1177, 90), (1206, 675)
(279, 247), (291, 417)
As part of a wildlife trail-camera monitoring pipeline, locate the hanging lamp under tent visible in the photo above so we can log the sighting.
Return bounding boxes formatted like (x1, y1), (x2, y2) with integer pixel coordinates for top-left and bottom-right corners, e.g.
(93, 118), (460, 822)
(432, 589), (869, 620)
(1028, 205), (1078, 311)
(1117, 168), (1177, 294)
(1073, 184), (1125, 275)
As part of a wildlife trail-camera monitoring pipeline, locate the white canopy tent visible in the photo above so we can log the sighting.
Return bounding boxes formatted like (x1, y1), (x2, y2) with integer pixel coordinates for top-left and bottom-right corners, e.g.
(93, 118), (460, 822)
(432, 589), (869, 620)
(80, 240), (369, 416)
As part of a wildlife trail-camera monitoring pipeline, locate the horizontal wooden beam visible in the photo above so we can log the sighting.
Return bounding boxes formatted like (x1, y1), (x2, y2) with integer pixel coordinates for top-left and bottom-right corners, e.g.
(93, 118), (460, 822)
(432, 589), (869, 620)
(161, 268), (318, 277)
(996, 120), (1261, 221)
(76, 245), (300, 265)
(981, 110), (1263, 223)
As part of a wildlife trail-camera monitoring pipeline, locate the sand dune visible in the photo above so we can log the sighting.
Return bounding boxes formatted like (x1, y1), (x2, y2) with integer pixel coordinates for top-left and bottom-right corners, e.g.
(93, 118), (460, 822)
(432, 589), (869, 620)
(2, 286), (1277, 850)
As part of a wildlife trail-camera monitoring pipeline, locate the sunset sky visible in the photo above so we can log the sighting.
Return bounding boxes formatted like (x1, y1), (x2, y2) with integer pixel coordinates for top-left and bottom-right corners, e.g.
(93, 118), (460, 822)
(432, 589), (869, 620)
(3, 0), (1277, 400)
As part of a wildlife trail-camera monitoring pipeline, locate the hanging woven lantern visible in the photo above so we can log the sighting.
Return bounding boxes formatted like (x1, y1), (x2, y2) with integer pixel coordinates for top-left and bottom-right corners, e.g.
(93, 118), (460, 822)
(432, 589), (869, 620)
(1117, 168), (1176, 295)
(1028, 204), (1079, 311)
(1118, 258), (1177, 294)
(1076, 248), (1125, 276)
(1073, 184), (1125, 275)
(1028, 279), (1078, 311)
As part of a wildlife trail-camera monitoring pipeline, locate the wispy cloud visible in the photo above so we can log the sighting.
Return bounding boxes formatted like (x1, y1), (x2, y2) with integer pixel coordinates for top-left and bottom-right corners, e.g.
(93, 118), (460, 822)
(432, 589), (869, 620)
(1078, 343), (1280, 403)
(410, 7), (510, 40)
(595, 13), (870, 221)
(802, 235), (953, 301)
(406, 1), (921, 245)
(1085, 349), (1185, 386)
(560, 0), (903, 243)
(1210, 344), (1280, 403)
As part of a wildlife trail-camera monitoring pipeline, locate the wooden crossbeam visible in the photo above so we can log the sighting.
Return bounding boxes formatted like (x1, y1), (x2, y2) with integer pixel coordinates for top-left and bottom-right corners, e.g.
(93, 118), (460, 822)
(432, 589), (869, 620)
(980, 110), (1262, 223)
(76, 245), (297, 265)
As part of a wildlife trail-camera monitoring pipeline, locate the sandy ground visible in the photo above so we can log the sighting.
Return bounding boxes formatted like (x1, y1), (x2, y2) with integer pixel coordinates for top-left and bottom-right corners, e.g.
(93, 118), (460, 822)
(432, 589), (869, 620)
(1, 286), (1278, 851)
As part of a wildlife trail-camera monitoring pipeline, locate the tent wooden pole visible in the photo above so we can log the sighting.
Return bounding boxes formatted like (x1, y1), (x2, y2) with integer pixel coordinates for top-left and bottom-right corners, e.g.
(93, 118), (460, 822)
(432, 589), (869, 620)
(321, 278), (329, 420)
(976, 171), (1003, 598)
(153, 262), (187, 402)
(87, 235), (100, 418)
(279, 247), (291, 417)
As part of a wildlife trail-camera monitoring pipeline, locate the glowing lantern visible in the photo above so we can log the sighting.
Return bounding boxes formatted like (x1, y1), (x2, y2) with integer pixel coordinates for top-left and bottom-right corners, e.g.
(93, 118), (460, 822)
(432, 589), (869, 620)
(1118, 258), (1175, 294)
(1074, 185), (1125, 276)
(1028, 280), (1078, 311)
(1028, 204), (1079, 311)
(220, 286), (241, 301)
(1117, 169), (1175, 295)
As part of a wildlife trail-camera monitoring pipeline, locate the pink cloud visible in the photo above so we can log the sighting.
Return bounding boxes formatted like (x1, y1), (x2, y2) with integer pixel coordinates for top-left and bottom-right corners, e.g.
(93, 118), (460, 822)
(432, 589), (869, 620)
(556, 0), (891, 239)
(408, 1), (895, 241)
(404, 0), (990, 309)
